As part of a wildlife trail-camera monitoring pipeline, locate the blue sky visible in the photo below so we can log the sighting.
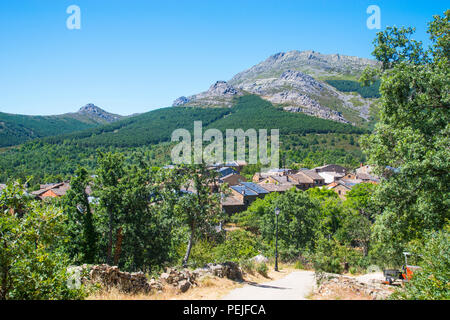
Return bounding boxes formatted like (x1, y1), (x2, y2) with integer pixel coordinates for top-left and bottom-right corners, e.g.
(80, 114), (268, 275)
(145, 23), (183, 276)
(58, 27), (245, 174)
(0, 0), (448, 115)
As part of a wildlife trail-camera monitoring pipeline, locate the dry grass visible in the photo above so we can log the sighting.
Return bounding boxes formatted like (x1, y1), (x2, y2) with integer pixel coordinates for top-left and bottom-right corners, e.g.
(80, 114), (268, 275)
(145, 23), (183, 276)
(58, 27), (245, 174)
(310, 283), (374, 300)
(87, 263), (297, 300)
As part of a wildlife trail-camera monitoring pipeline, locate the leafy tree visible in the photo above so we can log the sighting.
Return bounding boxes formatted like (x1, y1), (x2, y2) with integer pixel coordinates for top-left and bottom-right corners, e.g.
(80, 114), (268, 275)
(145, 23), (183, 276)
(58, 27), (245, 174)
(258, 188), (320, 254)
(0, 182), (85, 300)
(392, 226), (450, 300)
(344, 183), (378, 221)
(64, 167), (98, 264)
(360, 11), (450, 261)
(175, 164), (225, 266)
(94, 152), (126, 265)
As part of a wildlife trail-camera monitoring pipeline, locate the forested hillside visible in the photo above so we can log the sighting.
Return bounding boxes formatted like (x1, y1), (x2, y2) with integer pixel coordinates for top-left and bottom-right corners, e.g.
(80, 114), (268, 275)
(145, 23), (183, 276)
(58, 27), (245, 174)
(0, 95), (366, 186)
(0, 106), (122, 147)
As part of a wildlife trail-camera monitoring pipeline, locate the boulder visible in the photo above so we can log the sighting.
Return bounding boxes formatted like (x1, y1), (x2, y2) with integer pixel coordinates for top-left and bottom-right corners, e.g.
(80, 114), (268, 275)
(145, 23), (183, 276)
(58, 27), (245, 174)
(250, 255), (269, 264)
(178, 280), (191, 293)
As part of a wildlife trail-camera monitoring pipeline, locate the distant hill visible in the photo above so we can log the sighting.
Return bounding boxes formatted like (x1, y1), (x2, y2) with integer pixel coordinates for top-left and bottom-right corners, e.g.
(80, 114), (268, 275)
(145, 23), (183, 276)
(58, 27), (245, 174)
(0, 104), (122, 147)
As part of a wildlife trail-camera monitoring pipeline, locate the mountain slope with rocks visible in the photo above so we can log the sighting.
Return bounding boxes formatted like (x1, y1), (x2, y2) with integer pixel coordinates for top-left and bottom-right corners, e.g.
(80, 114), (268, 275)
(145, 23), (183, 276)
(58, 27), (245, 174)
(173, 50), (380, 126)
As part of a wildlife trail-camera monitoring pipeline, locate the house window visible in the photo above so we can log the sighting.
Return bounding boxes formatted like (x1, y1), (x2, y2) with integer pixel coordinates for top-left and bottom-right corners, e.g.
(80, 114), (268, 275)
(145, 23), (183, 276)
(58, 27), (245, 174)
(338, 190), (341, 195)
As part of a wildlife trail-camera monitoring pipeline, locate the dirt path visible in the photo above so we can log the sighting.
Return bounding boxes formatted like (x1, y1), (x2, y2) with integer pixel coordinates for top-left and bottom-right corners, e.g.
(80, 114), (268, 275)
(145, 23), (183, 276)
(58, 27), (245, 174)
(222, 271), (315, 300)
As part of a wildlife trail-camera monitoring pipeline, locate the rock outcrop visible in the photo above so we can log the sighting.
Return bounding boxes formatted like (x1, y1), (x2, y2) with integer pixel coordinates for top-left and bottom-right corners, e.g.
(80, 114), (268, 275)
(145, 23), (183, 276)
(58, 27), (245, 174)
(172, 81), (243, 108)
(315, 272), (394, 300)
(78, 104), (122, 123)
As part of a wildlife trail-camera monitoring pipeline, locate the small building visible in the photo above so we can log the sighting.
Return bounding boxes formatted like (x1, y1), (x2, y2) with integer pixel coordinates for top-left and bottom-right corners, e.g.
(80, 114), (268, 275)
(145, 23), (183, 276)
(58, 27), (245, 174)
(221, 195), (246, 215)
(327, 182), (352, 199)
(252, 168), (293, 182)
(314, 164), (347, 174)
(32, 182), (71, 200)
(288, 170), (325, 190)
(343, 172), (357, 180)
(219, 173), (246, 186)
(317, 171), (345, 184)
(217, 166), (238, 178)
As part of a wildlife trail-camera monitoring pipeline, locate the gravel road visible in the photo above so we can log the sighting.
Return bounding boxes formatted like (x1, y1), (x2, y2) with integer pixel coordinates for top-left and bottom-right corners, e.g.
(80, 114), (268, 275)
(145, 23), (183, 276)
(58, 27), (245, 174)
(222, 271), (316, 300)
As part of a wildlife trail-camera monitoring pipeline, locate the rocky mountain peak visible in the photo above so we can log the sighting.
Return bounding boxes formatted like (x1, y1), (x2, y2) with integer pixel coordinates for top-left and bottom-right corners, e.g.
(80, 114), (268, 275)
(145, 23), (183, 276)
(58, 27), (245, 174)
(78, 104), (121, 123)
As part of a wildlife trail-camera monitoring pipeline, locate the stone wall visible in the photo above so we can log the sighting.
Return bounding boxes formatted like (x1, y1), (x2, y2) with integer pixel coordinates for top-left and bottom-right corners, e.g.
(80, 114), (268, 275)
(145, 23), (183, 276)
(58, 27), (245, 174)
(73, 262), (242, 295)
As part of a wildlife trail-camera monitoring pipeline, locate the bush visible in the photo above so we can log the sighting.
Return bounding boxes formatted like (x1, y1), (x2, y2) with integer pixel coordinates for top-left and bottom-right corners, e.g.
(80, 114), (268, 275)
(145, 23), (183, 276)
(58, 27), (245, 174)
(312, 236), (346, 274)
(294, 261), (304, 270)
(0, 183), (87, 300)
(214, 230), (260, 262)
(239, 259), (256, 275)
(188, 240), (217, 268)
(256, 263), (268, 277)
(391, 228), (450, 300)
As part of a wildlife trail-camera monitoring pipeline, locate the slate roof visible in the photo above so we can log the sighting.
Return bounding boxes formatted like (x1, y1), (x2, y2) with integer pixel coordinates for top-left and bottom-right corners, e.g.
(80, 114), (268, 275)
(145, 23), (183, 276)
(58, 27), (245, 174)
(217, 167), (237, 177)
(230, 185), (259, 196)
(241, 182), (270, 194)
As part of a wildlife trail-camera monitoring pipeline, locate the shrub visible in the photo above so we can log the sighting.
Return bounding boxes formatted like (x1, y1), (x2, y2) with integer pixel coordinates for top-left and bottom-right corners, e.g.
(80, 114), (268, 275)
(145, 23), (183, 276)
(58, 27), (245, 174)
(239, 259), (256, 275)
(214, 230), (260, 262)
(188, 240), (217, 268)
(256, 263), (268, 277)
(0, 183), (87, 300)
(391, 228), (450, 300)
(312, 236), (346, 274)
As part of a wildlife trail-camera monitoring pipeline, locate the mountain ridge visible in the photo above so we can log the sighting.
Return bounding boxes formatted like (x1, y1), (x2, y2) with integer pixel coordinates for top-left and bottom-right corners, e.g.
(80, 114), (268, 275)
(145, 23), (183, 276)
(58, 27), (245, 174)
(172, 50), (380, 126)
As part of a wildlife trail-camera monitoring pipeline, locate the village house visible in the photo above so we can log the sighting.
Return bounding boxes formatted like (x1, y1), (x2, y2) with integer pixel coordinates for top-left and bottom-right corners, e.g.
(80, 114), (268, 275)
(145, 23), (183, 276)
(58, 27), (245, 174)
(316, 171), (345, 184)
(31, 182), (94, 200)
(342, 172), (358, 180)
(314, 164), (347, 174)
(219, 173), (246, 186)
(288, 170), (325, 190)
(252, 168), (294, 182)
(222, 182), (270, 215)
(327, 182), (352, 199)
(31, 182), (71, 200)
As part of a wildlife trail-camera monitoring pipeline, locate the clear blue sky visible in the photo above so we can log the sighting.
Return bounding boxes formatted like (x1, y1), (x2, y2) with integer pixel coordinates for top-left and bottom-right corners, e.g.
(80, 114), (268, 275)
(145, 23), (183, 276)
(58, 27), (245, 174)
(0, 0), (448, 115)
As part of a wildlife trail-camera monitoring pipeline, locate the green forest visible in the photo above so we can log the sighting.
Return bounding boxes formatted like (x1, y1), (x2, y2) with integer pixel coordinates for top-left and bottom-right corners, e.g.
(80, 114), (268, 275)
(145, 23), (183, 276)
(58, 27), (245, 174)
(0, 111), (113, 147)
(325, 79), (381, 98)
(0, 95), (366, 187)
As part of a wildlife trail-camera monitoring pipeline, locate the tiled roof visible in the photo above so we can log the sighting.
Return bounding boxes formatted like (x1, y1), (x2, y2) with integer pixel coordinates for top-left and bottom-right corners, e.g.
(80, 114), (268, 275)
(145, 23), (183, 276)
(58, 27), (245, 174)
(257, 182), (294, 192)
(32, 182), (71, 197)
(301, 170), (324, 181)
(221, 195), (244, 206)
(289, 172), (313, 184)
